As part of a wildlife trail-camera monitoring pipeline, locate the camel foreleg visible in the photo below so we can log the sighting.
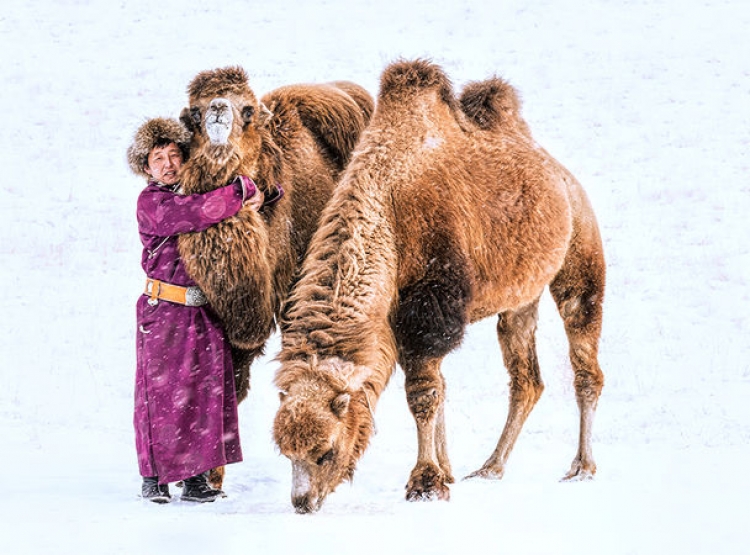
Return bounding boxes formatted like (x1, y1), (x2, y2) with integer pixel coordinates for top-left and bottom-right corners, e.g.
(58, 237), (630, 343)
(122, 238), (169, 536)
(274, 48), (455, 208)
(402, 357), (453, 501)
(207, 466), (226, 490)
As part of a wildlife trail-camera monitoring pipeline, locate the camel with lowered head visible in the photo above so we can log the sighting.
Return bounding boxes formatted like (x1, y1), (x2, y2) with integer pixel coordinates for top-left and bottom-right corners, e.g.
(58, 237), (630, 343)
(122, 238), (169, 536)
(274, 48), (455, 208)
(272, 59), (606, 513)
(175, 66), (372, 487)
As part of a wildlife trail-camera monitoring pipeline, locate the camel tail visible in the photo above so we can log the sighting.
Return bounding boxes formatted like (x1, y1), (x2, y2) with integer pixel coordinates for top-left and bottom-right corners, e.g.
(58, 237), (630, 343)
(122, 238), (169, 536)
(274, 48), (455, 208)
(459, 77), (529, 133)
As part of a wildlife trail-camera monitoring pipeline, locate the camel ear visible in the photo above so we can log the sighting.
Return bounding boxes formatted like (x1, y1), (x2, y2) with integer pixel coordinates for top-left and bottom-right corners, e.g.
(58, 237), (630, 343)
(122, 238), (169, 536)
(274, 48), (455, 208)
(258, 103), (273, 126)
(179, 107), (195, 132)
(330, 393), (350, 418)
(278, 391), (288, 403)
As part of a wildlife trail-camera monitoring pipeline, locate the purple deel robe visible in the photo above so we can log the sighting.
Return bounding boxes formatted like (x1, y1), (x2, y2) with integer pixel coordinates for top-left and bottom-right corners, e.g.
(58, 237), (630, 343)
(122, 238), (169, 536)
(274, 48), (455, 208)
(134, 180), (246, 484)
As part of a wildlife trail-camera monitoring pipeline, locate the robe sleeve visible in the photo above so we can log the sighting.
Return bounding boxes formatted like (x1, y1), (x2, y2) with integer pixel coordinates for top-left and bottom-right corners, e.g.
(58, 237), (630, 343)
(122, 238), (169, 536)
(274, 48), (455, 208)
(137, 182), (246, 236)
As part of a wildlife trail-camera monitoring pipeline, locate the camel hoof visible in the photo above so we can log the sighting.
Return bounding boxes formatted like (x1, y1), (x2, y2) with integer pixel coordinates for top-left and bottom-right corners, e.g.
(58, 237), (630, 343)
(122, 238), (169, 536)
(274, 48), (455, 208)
(406, 488), (450, 502)
(560, 469), (595, 482)
(561, 460), (596, 482)
(464, 466), (504, 481)
(405, 464), (450, 502)
(208, 466), (226, 490)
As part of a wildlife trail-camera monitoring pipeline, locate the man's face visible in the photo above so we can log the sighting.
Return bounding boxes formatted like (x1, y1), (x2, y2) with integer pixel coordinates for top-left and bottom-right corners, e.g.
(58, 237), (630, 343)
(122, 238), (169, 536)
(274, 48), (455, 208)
(144, 143), (183, 185)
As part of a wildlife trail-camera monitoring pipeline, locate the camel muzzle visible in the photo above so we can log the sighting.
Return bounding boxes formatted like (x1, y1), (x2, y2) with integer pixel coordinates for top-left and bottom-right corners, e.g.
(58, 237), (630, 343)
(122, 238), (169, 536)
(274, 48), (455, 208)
(291, 460), (325, 513)
(206, 98), (233, 145)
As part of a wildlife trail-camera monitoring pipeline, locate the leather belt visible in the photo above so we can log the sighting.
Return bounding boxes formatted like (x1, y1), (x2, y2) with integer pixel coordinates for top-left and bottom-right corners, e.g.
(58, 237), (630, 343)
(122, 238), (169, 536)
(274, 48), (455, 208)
(144, 279), (208, 307)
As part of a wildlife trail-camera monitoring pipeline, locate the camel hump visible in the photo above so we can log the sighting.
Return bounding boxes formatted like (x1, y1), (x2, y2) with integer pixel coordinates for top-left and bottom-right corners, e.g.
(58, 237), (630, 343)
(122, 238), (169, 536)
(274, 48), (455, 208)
(459, 77), (529, 133)
(328, 81), (375, 123)
(265, 83), (373, 171)
(379, 58), (457, 107)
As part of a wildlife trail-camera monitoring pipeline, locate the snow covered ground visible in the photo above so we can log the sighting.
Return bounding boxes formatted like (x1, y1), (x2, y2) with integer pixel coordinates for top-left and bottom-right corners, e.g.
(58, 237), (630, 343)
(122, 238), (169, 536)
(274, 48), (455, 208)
(1, 0), (748, 553)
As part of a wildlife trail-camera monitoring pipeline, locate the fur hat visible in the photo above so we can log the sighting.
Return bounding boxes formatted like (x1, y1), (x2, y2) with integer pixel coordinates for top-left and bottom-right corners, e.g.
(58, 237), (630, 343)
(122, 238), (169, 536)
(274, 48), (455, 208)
(127, 117), (191, 178)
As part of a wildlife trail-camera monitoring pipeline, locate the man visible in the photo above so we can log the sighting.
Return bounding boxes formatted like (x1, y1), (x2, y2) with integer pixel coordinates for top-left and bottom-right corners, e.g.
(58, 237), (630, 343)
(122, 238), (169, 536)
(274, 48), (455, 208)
(127, 118), (261, 503)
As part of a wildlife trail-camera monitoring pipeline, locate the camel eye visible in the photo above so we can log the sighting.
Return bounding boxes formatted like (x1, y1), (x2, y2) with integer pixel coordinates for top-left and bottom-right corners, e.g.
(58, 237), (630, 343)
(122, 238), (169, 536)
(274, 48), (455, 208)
(316, 449), (334, 466)
(242, 105), (255, 122)
(190, 107), (201, 125)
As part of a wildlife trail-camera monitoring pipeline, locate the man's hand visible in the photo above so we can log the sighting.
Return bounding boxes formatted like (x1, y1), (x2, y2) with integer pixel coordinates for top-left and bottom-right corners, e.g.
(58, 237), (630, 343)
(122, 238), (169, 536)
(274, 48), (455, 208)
(231, 175), (264, 212)
(243, 187), (265, 212)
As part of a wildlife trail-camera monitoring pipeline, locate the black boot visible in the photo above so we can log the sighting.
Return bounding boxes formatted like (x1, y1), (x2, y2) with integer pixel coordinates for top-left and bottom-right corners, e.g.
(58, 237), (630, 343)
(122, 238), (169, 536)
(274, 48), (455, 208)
(141, 476), (171, 504)
(181, 472), (224, 503)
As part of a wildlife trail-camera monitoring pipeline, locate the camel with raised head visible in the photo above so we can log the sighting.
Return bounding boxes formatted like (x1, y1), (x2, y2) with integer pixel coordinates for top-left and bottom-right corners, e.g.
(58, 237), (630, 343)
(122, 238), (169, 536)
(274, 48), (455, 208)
(175, 66), (372, 487)
(272, 59), (605, 513)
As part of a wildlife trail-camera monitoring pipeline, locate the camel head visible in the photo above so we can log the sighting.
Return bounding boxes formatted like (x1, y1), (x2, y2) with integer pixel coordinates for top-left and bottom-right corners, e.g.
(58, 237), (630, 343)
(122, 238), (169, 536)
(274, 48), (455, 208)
(180, 66), (272, 189)
(273, 357), (375, 514)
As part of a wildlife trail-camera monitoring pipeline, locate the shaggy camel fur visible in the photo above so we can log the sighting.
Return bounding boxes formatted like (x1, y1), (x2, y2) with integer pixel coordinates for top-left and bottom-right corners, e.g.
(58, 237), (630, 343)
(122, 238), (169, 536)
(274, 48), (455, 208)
(273, 59), (606, 513)
(175, 66), (372, 487)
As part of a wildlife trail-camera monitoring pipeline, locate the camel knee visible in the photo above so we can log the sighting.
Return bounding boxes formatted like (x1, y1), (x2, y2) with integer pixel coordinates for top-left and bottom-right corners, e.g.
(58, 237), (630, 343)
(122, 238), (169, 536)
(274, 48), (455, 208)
(562, 338), (603, 411)
(407, 387), (441, 421)
(551, 269), (605, 335)
(532, 380), (545, 403)
(509, 374), (545, 405)
(503, 357), (544, 406)
(573, 364), (604, 404)
(497, 307), (544, 406)
(406, 375), (445, 422)
(569, 338), (604, 393)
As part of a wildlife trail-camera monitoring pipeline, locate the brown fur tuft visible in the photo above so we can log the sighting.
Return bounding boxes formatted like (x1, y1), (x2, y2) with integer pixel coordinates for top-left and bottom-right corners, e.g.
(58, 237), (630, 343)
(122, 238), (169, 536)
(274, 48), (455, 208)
(379, 58), (459, 111)
(187, 66), (254, 99)
(394, 226), (473, 360)
(459, 77), (530, 134)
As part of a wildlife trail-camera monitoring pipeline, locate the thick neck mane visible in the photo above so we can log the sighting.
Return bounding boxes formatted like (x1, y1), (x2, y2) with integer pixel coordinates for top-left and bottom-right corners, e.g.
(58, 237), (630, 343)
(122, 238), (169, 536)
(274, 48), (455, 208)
(277, 60), (467, 399)
(179, 145), (241, 193)
(278, 160), (399, 393)
(179, 135), (283, 196)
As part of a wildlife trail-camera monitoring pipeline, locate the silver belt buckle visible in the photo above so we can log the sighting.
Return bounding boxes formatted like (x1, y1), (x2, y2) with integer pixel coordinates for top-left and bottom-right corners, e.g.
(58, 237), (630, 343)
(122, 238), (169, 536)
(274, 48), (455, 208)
(146, 280), (159, 306)
(185, 286), (208, 307)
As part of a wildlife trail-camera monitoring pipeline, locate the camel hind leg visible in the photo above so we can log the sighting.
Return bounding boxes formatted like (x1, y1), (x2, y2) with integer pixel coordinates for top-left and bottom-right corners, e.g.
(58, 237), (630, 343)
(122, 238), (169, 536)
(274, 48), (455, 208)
(549, 229), (606, 481)
(466, 299), (544, 480)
